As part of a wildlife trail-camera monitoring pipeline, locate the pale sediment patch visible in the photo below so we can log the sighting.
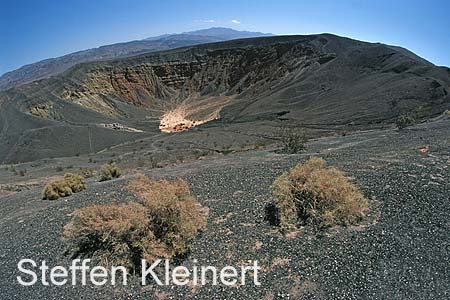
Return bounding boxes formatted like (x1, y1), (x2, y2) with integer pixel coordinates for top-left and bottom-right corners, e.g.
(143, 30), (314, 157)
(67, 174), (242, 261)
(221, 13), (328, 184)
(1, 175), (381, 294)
(159, 96), (234, 133)
(159, 107), (210, 133)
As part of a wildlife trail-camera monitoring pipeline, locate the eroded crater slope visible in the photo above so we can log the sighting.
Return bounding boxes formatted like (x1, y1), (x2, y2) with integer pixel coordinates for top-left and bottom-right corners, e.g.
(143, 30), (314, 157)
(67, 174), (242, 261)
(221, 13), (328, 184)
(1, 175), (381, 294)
(0, 34), (449, 163)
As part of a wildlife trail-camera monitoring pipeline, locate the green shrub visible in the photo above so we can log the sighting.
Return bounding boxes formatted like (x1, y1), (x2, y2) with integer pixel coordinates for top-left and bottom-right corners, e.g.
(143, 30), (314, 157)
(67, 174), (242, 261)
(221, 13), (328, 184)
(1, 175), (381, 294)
(278, 127), (308, 154)
(42, 173), (86, 200)
(396, 113), (417, 129)
(63, 176), (207, 272)
(99, 162), (121, 181)
(269, 157), (368, 230)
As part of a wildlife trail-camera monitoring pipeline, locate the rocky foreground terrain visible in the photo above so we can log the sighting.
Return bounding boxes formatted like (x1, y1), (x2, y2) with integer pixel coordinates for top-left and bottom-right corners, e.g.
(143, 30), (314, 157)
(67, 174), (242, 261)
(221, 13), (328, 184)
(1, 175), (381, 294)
(0, 116), (448, 300)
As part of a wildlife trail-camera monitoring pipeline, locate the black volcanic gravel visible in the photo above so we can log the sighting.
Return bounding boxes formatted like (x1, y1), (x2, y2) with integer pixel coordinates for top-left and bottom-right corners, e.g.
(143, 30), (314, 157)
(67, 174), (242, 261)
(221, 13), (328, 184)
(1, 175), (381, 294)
(0, 119), (449, 300)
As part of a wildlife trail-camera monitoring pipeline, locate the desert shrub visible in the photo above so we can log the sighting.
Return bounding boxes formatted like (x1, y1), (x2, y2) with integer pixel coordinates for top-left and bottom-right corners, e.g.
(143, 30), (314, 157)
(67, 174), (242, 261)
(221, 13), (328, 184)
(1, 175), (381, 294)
(63, 202), (152, 270)
(64, 173), (86, 193)
(269, 157), (368, 230)
(278, 127), (308, 154)
(42, 173), (86, 200)
(99, 162), (121, 181)
(149, 156), (159, 168)
(396, 113), (417, 129)
(127, 176), (208, 259)
(63, 176), (207, 272)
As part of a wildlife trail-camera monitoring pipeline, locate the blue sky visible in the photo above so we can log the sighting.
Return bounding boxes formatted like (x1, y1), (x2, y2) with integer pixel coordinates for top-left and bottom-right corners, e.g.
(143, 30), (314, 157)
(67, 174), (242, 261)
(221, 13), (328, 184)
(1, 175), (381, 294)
(1, 0), (449, 75)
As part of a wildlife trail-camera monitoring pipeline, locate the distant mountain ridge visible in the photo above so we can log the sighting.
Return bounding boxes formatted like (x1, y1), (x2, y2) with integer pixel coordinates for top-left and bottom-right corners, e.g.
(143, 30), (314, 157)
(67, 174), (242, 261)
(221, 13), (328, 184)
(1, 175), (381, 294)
(178, 27), (273, 40)
(0, 27), (273, 91)
(146, 27), (273, 41)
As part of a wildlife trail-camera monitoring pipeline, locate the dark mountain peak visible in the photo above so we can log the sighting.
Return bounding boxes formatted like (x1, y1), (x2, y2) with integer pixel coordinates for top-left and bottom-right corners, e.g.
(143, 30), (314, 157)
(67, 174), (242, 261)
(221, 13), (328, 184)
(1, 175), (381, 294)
(0, 28), (273, 91)
(145, 27), (273, 41)
(181, 27), (273, 39)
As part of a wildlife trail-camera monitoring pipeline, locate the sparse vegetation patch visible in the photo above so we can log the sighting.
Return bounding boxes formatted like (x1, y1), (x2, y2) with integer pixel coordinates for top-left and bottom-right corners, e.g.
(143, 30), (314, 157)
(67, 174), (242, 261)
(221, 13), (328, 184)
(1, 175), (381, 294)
(269, 157), (368, 230)
(42, 173), (86, 200)
(396, 107), (422, 129)
(278, 127), (308, 154)
(63, 176), (208, 272)
(396, 113), (418, 129)
(99, 162), (121, 181)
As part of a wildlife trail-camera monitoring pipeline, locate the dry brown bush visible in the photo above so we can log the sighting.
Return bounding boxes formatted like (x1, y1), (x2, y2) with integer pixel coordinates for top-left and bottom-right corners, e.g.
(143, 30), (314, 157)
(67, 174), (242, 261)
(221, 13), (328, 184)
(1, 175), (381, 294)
(270, 157), (368, 230)
(63, 202), (154, 270)
(63, 176), (207, 271)
(42, 173), (86, 200)
(128, 176), (208, 259)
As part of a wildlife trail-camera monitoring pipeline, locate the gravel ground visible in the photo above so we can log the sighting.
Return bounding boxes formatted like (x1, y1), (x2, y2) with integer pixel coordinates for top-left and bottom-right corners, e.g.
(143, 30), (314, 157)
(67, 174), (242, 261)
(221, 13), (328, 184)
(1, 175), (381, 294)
(0, 118), (449, 300)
